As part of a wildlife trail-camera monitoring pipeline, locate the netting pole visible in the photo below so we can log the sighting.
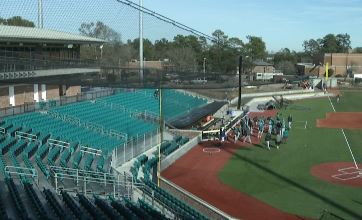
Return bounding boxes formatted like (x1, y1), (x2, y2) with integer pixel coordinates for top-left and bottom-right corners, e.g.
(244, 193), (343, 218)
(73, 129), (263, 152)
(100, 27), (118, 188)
(158, 87), (163, 187)
(139, 0), (144, 81)
(237, 56), (243, 110)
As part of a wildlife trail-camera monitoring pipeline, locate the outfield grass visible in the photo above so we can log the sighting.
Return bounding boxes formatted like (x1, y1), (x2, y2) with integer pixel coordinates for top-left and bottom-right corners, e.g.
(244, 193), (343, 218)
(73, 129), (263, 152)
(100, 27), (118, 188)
(219, 92), (362, 220)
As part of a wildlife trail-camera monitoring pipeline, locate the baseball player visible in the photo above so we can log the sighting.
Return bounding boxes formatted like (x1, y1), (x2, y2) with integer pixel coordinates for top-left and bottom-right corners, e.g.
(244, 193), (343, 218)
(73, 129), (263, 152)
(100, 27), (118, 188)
(265, 132), (271, 150)
(258, 117), (265, 139)
(287, 114), (293, 129)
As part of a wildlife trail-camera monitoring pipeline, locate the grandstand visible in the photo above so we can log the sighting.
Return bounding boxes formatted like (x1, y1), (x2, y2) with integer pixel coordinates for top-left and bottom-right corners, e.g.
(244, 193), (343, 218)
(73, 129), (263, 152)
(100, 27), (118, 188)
(0, 88), (211, 219)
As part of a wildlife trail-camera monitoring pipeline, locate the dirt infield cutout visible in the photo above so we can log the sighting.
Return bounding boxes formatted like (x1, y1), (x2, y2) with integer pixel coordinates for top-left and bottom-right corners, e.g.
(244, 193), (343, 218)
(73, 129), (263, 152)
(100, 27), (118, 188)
(317, 112), (362, 129)
(311, 162), (362, 187)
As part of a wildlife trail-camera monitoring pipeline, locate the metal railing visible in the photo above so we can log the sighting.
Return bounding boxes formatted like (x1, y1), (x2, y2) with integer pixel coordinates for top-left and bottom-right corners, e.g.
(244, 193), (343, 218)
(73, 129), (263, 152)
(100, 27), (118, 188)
(0, 88), (115, 118)
(49, 165), (143, 198)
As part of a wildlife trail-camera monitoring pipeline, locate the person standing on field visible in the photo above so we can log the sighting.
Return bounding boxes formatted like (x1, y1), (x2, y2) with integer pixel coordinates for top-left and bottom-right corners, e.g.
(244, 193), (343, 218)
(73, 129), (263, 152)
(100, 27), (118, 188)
(258, 118), (265, 139)
(244, 126), (252, 144)
(265, 132), (271, 150)
(288, 114), (293, 129)
(275, 133), (282, 149)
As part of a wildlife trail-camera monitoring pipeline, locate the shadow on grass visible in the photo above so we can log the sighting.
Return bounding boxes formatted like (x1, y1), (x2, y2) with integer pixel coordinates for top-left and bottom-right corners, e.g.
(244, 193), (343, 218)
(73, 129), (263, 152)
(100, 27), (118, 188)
(222, 147), (362, 220)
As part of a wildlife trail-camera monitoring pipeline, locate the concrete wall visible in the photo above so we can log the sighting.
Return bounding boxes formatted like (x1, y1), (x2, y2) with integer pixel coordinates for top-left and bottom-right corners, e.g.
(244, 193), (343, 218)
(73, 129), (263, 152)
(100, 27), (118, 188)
(161, 133), (201, 171)
(230, 89), (315, 105)
(0, 86), (9, 108)
(66, 86), (81, 96)
(14, 85), (34, 106)
(46, 85), (60, 100)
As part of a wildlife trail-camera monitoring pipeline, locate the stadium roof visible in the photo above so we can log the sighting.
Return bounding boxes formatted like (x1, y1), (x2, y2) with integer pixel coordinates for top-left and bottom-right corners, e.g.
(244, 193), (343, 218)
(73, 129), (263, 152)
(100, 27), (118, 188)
(0, 25), (105, 44)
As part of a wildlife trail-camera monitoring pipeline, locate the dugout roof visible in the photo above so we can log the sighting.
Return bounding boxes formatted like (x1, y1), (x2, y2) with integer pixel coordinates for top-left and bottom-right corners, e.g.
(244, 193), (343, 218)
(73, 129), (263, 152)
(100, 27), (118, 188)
(168, 101), (227, 129)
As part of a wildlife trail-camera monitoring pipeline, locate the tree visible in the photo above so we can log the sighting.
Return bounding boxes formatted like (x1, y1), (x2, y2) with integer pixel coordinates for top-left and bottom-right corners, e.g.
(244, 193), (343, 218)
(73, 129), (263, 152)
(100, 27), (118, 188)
(79, 21), (120, 42)
(275, 61), (296, 75)
(244, 36), (266, 60)
(303, 39), (320, 57)
(0, 16), (35, 27)
(303, 33), (352, 57)
(320, 34), (339, 53)
(353, 47), (362, 53)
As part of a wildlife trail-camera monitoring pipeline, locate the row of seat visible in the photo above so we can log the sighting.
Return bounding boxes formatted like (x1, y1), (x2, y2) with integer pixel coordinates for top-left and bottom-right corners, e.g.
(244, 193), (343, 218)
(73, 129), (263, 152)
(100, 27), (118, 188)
(94, 195), (124, 220)
(130, 154), (149, 180)
(139, 198), (168, 220)
(24, 183), (49, 220)
(43, 188), (68, 220)
(146, 180), (207, 220)
(61, 190), (90, 220)
(6, 178), (29, 219)
(77, 193), (108, 220)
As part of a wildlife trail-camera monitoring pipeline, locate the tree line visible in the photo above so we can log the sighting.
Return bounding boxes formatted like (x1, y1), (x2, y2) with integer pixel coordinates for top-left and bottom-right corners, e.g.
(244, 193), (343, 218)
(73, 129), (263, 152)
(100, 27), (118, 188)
(1, 16), (361, 75)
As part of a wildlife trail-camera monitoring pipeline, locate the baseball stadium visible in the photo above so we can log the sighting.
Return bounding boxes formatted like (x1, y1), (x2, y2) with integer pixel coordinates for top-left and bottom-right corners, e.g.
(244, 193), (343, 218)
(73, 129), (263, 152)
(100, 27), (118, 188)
(0, 1), (362, 220)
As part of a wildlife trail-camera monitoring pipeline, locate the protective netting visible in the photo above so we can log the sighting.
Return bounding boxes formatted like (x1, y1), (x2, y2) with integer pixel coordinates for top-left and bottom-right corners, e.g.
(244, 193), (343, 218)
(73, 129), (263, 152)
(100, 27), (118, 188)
(0, 0), (251, 88)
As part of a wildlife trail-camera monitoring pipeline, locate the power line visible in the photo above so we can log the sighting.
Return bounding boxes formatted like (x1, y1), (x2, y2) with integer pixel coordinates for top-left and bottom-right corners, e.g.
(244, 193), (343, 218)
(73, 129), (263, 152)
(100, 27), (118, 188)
(115, 0), (216, 41)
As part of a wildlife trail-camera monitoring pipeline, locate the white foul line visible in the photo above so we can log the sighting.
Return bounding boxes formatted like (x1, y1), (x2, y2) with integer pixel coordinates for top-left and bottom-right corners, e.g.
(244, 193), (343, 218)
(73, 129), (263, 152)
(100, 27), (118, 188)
(328, 96), (359, 169)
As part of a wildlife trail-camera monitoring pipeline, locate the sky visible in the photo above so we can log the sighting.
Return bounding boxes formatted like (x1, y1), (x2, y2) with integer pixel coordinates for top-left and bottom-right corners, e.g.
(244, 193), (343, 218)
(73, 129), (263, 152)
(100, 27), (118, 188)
(1, 0), (361, 52)
(141, 0), (362, 52)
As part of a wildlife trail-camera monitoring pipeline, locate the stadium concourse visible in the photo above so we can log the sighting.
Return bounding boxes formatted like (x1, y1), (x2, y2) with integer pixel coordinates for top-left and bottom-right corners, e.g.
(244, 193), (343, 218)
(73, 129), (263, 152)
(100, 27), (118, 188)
(0, 88), (213, 219)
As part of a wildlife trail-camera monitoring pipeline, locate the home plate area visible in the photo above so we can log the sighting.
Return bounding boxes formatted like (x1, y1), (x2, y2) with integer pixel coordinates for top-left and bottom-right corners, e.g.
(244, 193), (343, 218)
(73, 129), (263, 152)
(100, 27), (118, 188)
(332, 167), (362, 181)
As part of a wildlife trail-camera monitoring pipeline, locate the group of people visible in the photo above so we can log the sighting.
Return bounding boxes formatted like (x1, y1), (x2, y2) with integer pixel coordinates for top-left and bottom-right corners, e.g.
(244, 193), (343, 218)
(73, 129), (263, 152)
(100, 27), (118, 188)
(226, 112), (293, 150)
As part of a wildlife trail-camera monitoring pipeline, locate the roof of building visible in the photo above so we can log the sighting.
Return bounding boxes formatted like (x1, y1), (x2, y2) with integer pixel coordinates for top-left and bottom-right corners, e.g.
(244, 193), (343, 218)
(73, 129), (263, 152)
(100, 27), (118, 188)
(253, 60), (273, 66)
(0, 25), (105, 44)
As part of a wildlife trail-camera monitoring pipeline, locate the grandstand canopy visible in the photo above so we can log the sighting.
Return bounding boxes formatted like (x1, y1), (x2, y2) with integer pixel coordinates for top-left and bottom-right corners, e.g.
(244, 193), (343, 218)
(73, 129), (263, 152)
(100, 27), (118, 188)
(0, 25), (105, 44)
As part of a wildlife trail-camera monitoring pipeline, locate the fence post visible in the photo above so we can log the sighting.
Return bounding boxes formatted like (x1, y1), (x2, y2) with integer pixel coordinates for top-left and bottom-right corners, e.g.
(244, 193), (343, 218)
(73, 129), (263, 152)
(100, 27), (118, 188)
(144, 133), (146, 152)
(123, 143), (126, 164)
(131, 138), (134, 159)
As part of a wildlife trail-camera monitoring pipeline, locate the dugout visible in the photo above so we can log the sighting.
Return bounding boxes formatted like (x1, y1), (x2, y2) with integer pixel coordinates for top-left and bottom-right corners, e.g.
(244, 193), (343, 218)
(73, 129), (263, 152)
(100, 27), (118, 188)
(168, 101), (227, 129)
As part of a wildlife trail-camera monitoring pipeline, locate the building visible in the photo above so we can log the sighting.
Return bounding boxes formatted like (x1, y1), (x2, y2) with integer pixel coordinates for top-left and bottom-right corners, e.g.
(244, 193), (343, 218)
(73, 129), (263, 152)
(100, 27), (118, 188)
(297, 53), (362, 77)
(322, 53), (362, 77)
(127, 59), (175, 71)
(252, 60), (283, 81)
(0, 25), (104, 108)
(252, 60), (275, 73)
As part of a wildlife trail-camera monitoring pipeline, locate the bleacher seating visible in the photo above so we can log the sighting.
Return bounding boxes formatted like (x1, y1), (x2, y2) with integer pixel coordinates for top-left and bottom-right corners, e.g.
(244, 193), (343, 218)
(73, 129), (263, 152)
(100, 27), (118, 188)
(61, 190), (90, 220)
(110, 197), (139, 220)
(0, 188), (9, 220)
(93, 195), (124, 220)
(145, 180), (207, 220)
(24, 183), (49, 220)
(0, 89), (207, 220)
(77, 193), (108, 220)
(6, 178), (29, 219)
(43, 188), (68, 220)
(139, 199), (168, 220)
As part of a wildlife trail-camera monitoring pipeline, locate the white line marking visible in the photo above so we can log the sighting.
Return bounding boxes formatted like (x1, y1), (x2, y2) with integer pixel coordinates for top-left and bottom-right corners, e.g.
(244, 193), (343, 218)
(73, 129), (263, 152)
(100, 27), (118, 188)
(328, 96), (359, 169)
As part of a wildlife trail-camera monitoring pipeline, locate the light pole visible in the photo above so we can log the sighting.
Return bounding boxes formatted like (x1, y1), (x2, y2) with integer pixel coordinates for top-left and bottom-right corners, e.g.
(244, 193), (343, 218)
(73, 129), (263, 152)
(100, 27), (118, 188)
(203, 57), (206, 80)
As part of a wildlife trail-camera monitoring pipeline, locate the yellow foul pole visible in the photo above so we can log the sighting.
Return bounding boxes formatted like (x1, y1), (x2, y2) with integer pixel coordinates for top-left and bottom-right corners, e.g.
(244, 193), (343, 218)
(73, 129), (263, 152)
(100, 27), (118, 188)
(325, 62), (329, 81)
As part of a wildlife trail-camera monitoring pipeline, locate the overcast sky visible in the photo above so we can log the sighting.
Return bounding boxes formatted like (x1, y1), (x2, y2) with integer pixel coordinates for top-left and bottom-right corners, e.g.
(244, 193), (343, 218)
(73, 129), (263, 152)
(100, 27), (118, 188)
(1, 0), (361, 52)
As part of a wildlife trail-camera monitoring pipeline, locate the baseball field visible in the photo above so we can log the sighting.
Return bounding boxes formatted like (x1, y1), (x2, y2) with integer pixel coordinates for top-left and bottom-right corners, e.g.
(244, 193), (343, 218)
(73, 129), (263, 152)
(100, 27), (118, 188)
(163, 91), (362, 220)
(219, 91), (362, 219)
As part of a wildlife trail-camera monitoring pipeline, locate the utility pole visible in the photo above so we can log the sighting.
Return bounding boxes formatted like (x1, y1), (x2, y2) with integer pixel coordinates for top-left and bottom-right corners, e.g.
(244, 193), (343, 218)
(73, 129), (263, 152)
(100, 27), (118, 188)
(38, 0), (44, 28)
(139, 0), (144, 82)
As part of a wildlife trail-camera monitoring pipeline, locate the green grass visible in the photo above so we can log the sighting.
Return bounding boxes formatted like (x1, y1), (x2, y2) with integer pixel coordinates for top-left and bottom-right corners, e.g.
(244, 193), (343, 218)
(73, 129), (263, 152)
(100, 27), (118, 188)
(219, 92), (362, 220)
